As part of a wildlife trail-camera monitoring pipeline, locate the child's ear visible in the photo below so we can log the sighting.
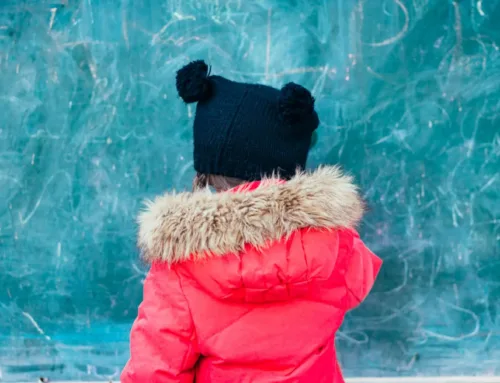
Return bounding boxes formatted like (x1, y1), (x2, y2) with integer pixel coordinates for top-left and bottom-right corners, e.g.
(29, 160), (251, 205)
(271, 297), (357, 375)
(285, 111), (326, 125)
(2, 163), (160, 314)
(176, 60), (212, 103)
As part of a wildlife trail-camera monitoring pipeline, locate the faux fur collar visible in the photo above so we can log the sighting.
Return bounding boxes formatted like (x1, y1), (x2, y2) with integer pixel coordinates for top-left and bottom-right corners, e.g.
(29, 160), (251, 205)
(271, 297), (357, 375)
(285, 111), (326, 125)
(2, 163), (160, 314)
(138, 166), (364, 264)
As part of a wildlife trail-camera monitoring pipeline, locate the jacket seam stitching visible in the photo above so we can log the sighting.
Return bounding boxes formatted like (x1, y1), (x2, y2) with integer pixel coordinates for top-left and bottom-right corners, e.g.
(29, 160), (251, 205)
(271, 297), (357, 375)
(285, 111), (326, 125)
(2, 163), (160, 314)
(299, 231), (310, 282)
(174, 268), (201, 355)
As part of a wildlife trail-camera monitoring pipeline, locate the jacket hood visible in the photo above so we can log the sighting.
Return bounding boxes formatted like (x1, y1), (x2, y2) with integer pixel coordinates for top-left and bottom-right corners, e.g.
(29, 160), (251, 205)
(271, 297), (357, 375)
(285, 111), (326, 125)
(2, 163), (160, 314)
(138, 166), (364, 264)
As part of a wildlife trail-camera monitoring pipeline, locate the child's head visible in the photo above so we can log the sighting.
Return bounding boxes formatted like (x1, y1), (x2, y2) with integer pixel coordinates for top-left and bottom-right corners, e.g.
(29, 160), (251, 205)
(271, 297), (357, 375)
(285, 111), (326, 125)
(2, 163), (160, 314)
(176, 60), (319, 192)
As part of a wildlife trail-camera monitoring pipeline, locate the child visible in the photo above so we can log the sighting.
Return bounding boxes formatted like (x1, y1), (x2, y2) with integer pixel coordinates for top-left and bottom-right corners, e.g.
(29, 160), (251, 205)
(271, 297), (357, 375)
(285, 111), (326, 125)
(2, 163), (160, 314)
(121, 60), (382, 383)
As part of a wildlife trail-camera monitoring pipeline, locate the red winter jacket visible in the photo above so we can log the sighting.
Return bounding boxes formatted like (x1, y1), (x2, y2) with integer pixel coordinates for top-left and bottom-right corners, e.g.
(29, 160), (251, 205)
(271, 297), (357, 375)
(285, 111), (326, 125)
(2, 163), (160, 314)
(121, 166), (382, 383)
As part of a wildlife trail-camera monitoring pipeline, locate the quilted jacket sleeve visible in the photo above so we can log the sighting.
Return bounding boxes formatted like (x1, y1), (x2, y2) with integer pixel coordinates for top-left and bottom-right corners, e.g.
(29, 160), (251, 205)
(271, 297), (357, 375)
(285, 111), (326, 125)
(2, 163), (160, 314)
(342, 231), (383, 310)
(121, 262), (199, 383)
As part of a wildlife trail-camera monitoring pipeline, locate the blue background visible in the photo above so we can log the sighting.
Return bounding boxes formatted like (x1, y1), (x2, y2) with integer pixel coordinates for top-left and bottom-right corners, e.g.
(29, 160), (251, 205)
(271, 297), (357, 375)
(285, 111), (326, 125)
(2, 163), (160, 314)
(1, 0), (499, 381)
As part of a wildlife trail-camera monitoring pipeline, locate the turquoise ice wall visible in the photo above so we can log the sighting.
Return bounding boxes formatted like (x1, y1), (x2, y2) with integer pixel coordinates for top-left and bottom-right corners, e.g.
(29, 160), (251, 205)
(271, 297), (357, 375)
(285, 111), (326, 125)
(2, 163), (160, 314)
(0, 0), (499, 381)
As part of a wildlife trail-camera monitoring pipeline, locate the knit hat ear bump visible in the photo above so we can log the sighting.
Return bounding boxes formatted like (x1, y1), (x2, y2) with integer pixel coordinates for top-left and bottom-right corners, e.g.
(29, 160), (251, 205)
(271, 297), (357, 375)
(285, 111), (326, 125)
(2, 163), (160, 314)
(176, 60), (212, 103)
(278, 82), (317, 130)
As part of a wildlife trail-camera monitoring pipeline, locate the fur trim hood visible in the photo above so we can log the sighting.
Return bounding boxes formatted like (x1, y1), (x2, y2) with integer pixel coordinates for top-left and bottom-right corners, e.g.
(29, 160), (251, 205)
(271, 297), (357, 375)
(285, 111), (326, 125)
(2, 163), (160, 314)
(138, 166), (364, 264)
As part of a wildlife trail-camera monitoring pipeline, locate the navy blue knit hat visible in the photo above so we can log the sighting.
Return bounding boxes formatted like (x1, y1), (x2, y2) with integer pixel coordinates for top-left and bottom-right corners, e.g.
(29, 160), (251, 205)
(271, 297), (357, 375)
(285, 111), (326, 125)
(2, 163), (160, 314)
(176, 60), (319, 181)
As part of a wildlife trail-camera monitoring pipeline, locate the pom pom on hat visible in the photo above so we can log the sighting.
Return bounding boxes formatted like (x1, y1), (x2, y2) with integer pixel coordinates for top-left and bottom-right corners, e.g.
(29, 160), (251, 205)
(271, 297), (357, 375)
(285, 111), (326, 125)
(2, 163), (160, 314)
(278, 82), (316, 126)
(176, 60), (211, 103)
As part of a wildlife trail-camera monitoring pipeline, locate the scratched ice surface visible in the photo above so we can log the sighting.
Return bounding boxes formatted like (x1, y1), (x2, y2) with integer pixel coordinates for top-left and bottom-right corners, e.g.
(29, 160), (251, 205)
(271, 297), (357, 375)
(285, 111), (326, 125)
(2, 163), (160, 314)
(0, 0), (499, 381)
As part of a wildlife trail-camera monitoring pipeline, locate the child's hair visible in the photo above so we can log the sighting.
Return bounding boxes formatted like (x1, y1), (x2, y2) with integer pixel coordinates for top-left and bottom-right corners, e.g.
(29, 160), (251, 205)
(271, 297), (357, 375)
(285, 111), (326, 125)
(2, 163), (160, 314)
(193, 173), (245, 192)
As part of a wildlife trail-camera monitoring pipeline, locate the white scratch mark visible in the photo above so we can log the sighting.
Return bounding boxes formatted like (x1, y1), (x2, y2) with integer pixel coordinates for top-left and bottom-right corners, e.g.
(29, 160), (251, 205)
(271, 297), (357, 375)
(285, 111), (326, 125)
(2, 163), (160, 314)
(18, 171), (72, 226)
(131, 262), (147, 277)
(469, 193), (475, 225)
(88, 0), (94, 24)
(22, 312), (51, 341)
(397, 353), (418, 372)
(59, 40), (113, 48)
(49, 8), (57, 31)
(452, 1), (463, 56)
(366, 65), (396, 84)
(57, 242), (62, 257)
(465, 139), (475, 157)
(151, 13), (195, 45)
(423, 300), (480, 341)
(265, 8), (272, 80)
(452, 205), (459, 227)
(151, 21), (175, 45)
(311, 65), (329, 95)
(88, 60), (98, 80)
(122, 3), (129, 49)
(368, 0), (409, 47)
(336, 331), (369, 345)
(477, 0), (485, 16)
(232, 66), (337, 78)
(172, 12), (196, 21)
(479, 174), (498, 193)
